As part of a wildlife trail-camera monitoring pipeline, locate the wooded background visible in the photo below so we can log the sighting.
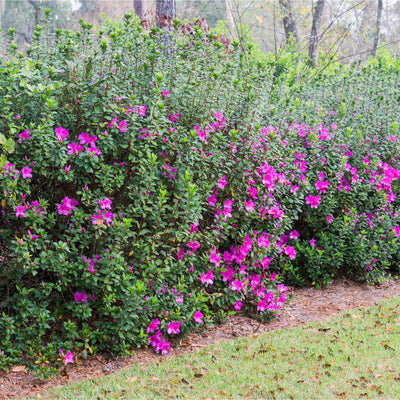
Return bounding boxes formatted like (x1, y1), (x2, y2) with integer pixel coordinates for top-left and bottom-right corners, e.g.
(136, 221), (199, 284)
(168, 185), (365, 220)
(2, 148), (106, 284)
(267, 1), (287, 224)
(0, 0), (396, 64)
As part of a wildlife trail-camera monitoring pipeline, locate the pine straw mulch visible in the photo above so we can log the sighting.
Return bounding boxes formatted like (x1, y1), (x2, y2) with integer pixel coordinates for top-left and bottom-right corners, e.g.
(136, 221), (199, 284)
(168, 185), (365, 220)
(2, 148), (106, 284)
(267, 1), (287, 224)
(1, 278), (400, 400)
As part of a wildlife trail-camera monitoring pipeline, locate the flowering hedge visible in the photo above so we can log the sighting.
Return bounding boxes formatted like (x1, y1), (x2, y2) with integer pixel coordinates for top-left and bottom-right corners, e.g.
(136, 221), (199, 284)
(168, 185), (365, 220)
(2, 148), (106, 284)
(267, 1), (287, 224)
(1, 13), (400, 376)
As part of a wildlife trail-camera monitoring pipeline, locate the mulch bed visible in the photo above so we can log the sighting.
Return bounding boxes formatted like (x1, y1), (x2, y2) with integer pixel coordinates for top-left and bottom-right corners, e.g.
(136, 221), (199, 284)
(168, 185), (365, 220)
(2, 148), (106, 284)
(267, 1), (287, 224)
(1, 278), (400, 399)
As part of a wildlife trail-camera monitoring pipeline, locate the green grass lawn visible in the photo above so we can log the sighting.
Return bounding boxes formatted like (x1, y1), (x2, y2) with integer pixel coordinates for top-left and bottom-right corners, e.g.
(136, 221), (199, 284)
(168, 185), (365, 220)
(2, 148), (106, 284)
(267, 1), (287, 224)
(38, 296), (400, 399)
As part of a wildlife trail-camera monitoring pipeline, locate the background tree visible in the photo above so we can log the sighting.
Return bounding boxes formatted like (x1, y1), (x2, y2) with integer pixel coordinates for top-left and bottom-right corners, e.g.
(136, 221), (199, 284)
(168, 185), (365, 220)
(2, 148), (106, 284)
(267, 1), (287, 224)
(371, 0), (383, 57)
(279, 0), (299, 44)
(308, 0), (326, 67)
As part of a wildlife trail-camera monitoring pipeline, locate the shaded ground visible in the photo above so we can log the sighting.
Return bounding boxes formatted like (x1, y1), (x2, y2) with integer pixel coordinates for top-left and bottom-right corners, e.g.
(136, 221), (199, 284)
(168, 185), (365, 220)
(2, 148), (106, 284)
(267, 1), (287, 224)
(1, 278), (400, 399)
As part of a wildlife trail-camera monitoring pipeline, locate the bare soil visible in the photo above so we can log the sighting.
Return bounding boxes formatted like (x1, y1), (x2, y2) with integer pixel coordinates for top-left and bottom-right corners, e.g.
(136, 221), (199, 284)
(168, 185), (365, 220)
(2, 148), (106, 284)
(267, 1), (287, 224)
(1, 278), (400, 400)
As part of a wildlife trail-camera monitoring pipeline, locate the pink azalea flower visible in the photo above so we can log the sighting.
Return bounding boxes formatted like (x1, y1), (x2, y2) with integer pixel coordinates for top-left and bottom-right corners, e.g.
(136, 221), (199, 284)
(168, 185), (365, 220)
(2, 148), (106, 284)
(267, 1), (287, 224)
(289, 230), (299, 240)
(15, 205), (27, 218)
(209, 248), (221, 266)
(74, 292), (88, 302)
(208, 193), (217, 206)
(55, 126), (69, 142)
(149, 331), (162, 347)
(79, 132), (98, 146)
(315, 180), (330, 193)
(155, 339), (171, 355)
(310, 238), (316, 247)
(285, 246), (296, 260)
(217, 176), (227, 189)
(168, 113), (180, 123)
(392, 226), (400, 237)
(326, 215), (334, 224)
(305, 194), (321, 209)
(146, 318), (160, 333)
(223, 199), (234, 218)
(270, 271), (277, 282)
(57, 197), (78, 216)
(245, 199), (256, 211)
(261, 256), (272, 270)
(187, 241), (200, 252)
(67, 142), (84, 155)
(119, 120), (128, 132)
(193, 311), (203, 323)
(59, 349), (74, 365)
(133, 105), (147, 116)
(19, 128), (31, 142)
(290, 185), (299, 194)
(21, 166), (32, 179)
(176, 296), (184, 304)
(86, 146), (102, 157)
(234, 301), (242, 311)
(199, 269), (214, 285)
(176, 248), (185, 260)
(161, 90), (170, 98)
(166, 321), (181, 335)
(98, 197), (112, 210)
(257, 235), (270, 249)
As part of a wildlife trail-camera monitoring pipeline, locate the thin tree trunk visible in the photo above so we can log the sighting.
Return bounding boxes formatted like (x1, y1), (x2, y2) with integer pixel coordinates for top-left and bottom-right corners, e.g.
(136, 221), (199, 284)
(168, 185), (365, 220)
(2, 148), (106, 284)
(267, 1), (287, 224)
(225, 0), (235, 38)
(133, 0), (144, 20)
(278, 0), (299, 44)
(308, 0), (325, 68)
(371, 0), (383, 57)
(156, 0), (176, 55)
(28, 0), (41, 28)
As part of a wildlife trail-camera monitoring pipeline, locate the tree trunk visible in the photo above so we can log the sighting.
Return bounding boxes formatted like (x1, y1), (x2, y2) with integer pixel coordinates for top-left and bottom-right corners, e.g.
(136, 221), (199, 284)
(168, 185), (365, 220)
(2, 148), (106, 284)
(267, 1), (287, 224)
(278, 0), (298, 44)
(156, 0), (176, 55)
(371, 0), (383, 57)
(225, 0), (235, 38)
(308, 0), (325, 68)
(133, 0), (144, 20)
(28, 0), (41, 28)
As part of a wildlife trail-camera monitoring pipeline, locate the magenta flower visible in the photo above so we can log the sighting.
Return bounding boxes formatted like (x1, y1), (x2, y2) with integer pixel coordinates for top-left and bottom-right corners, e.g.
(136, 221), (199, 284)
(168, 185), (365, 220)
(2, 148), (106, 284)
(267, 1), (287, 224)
(59, 349), (74, 365)
(176, 248), (185, 260)
(208, 194), (217, 206)
(223, 199), (234, 218)
(147, 318), (160, 333)
(19, 128), (31, 142)
(21, 166), (32, 179)
(149, 331), (162, 347)
(15, 205), (27, 218)
(310, 238), (316, 247)
(392, 226), (400, 237)
(326, 215), (334, 224)
(289, 230), (299, 240)
(257, 235), (270, 249)
(315, 180), (330, 193)
(92, 212), (104, 225)
(119, 120), (128, 132)
(187, 241), (200, 252)
(74, 292), (88, 303)
(234, 301), (242, 311)
(55, 126), (69, 142)
(199, 269), (214, 285)
(285, 246), (296, 260)
(168, 113), (180, 122)
(57, 197), (78, 216)
(261, 256), (272, 270)
(217, 176), (227, 189)
(67, 142), (84, 155)
(290, 185), (299, 194)
(79, 132), (98, 146)
(133, 105), (147, 116)
(166, 321), (181, 335)
(98, 197), (112, 210)
(161, 90), (170, 98)
(270, 271), (277, 282)
(305, 195), (321, 209)
(193, 311), (204, 323)
(245, 199), (256, 211)
(155, 339), (171, 355)
(209, 248), (221, 266)
(86, 145), (102, 157)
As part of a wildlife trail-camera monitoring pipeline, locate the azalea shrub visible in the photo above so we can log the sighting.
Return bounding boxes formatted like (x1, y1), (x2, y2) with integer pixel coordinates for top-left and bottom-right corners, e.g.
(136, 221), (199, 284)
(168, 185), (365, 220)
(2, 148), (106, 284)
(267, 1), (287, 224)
(1, 11), (400, 376)
(0, 14), (288, 374)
